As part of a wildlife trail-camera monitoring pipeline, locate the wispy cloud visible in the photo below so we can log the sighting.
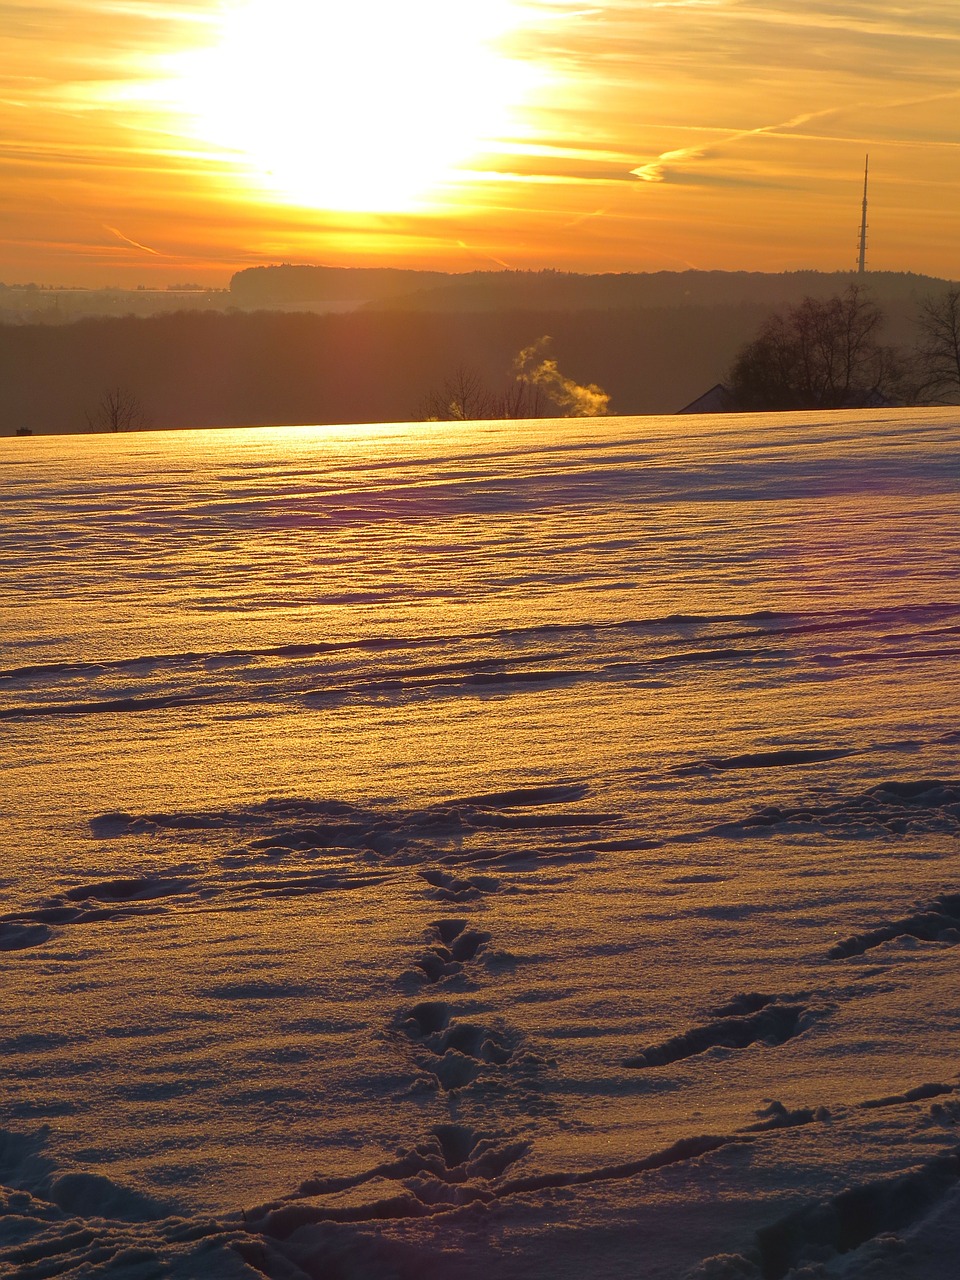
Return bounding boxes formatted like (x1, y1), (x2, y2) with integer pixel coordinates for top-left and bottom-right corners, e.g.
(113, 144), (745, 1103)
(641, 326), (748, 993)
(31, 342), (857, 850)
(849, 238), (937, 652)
(3, 0), (960, 282)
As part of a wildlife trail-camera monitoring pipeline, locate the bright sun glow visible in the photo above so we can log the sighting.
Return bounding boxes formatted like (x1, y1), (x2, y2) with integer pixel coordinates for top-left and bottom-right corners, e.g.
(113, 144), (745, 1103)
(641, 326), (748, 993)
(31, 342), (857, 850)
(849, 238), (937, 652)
(171, 0), (542, 212)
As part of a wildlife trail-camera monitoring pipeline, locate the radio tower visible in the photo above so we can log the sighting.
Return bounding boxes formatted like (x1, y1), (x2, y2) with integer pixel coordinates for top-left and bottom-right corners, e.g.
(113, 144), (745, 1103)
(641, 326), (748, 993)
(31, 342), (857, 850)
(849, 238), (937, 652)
(857, 154), (869, 274)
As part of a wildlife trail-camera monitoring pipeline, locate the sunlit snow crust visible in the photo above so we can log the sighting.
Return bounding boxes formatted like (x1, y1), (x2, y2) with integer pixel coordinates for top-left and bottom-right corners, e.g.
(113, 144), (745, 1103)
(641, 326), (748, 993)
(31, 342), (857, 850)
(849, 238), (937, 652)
(2, 409), (960, 1278)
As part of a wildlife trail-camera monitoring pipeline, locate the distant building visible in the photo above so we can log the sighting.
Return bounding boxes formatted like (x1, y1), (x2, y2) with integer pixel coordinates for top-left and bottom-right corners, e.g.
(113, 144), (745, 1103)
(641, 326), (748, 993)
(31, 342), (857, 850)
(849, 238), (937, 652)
(676, 384), (736, 414)
(15, 426), (33, 436)
(676, 383), (896, 414)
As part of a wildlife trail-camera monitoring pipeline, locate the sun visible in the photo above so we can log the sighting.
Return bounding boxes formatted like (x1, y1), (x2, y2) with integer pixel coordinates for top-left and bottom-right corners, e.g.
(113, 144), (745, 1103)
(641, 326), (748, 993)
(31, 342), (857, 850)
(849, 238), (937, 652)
(170, 0), (540, 213)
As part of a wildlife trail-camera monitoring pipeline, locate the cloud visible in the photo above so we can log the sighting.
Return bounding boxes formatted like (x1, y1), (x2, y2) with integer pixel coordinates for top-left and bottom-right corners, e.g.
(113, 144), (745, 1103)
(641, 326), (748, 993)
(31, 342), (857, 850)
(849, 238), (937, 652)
(645, 170), (788, 189)
(561, 207), (609, 228)
(737, 2), (960, 44)
(4, 0), (960, 282)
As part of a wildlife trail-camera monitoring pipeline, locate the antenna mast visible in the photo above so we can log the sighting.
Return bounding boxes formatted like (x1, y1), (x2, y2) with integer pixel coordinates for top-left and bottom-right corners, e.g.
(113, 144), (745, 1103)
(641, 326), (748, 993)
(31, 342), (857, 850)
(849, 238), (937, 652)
(857, 154), (869, 274)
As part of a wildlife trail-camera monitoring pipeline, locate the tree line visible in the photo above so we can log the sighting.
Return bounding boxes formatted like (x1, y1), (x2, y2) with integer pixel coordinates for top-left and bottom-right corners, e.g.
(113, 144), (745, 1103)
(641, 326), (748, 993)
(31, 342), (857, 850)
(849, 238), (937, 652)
(728, 284), (960, 411)
(230, 264), (954, 314)
(1, 283), (957, 434)
(0, 306), (769, 432)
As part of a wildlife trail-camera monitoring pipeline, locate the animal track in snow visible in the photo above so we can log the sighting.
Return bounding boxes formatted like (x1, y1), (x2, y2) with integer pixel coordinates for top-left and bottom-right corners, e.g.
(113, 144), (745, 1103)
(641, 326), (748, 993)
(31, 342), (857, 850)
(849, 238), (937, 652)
(91, 784), (616, 877)
(0, 864), (388, 954)
(285, 1123), (531, 1217)
(246, 1130), (752, 1236)
(410, 919), (492, 985)
(676, 747), (855, 774)
(754, 1147), (960, 1279)
(712, 777), (960, 840)
(419, 868), (499, 902)
(399, 1000), (519, 1091)
(740, 1101), (822, 1133)
(0, 876), (193, 951)
(859, 1081), (954, 1110)
(625, 1003), (814, 1069)
(0, 921), (54, 951)
(708, 993), (778, 1018)
(829, 890), (960, 958)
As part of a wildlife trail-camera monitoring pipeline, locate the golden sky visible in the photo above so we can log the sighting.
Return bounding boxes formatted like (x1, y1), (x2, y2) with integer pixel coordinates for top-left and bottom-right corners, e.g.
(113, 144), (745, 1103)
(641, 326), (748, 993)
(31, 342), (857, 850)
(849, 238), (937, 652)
(2, 0), (959, 286)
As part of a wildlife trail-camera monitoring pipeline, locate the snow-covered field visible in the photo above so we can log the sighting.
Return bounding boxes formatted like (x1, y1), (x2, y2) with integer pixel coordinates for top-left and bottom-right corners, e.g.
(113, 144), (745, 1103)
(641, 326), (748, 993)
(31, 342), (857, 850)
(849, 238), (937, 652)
(2, 409), (960, 1279)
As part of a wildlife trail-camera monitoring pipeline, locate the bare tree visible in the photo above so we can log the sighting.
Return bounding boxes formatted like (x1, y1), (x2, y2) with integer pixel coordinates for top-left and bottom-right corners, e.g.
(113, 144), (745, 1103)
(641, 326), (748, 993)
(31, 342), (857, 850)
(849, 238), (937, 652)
(419, 367), (493, 421)
(419, 370), (554, 421)
(729, 285), (904, 411)
(85, 386), (149, 432)
(489, 379), (548, 419)
(915, 288), (960, 403)
(419, 340), (608, 421)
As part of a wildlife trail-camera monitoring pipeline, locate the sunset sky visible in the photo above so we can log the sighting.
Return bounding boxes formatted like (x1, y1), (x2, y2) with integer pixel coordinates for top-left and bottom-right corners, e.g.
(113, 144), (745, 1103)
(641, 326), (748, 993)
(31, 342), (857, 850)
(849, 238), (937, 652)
(2, 0), (959, 287)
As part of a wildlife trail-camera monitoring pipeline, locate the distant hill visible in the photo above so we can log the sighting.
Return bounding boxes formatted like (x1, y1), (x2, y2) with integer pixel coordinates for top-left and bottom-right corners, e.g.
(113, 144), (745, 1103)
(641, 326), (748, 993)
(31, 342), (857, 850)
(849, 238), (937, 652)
(5, 269), (957, 433)
(362, 269), (956, 313)
(229, 264), (457, 305)
(229, 265), (955, 311)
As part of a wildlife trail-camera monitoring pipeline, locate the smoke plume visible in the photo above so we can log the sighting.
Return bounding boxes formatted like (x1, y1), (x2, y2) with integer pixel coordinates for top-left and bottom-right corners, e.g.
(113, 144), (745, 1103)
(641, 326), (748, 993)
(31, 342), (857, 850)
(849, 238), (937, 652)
(515, 336), (610, 416)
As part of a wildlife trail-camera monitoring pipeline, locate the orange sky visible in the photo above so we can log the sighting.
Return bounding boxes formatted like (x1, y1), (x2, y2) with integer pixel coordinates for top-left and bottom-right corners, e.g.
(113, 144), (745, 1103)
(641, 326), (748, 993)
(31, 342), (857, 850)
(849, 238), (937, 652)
(2, 0), (959, 286)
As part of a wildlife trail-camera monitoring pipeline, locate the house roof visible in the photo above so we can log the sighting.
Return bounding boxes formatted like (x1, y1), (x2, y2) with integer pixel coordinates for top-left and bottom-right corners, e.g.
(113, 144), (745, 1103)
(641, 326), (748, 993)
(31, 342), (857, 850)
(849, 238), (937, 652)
(676, 383), (735, 414)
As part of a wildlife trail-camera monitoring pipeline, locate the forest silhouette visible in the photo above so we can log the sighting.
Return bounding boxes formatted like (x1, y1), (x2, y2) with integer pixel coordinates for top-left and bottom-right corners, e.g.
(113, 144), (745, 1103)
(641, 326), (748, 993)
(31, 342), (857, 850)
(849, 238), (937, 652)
(1, 269), (954, 433)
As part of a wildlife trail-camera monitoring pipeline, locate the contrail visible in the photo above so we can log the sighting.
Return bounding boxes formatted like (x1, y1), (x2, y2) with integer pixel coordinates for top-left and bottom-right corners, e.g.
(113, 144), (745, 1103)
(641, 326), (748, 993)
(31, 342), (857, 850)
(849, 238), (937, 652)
(631, 108), (838, 183)
(456, 239), (514, 269)
(104, 225), (163, 256)
(630, 86), (960, 186)
(562, 207), (609, 229)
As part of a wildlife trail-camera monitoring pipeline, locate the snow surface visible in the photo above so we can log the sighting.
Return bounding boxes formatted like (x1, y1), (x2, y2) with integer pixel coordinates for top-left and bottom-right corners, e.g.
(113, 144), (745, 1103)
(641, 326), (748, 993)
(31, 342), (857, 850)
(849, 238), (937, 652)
(1, 409), (960, 1278)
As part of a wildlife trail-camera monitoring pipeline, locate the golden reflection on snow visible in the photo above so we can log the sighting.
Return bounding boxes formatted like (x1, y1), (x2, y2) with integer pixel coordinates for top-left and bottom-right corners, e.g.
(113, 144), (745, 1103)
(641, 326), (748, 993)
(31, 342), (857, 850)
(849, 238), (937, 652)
(1, 409), (960, 1273)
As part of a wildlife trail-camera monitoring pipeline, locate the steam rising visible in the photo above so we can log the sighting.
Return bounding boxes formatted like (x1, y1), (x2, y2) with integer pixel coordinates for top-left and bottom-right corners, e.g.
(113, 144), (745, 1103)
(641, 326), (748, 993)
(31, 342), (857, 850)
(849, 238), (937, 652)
(515, 336), (610, 416)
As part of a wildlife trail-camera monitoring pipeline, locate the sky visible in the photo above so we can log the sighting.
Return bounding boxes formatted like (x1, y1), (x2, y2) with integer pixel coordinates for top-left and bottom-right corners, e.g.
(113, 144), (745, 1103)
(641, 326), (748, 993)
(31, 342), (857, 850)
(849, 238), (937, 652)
(1, 0), (959, 287)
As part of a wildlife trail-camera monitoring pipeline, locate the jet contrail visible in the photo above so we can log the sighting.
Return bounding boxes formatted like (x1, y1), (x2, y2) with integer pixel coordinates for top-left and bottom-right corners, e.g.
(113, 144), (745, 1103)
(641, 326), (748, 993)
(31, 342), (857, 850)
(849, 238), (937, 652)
(456, 239), (514, 269)
(104, 225), (163, 256)
(631, 108), (838, 182)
